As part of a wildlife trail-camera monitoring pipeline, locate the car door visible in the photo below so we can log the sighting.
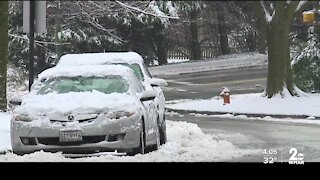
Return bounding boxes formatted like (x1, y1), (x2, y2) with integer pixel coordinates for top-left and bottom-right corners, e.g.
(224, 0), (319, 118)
(131, 76), (158, 146)
(141, 62), (166, 122)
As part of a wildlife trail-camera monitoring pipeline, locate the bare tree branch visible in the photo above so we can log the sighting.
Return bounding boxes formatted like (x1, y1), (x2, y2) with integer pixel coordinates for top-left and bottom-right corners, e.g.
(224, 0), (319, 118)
(9, 34), (71, 46)
(115, 1), (179, 20)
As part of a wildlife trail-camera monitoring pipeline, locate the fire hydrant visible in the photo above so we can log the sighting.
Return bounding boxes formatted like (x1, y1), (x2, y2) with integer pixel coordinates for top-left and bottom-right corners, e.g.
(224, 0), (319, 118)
(220, 87), (230, 105)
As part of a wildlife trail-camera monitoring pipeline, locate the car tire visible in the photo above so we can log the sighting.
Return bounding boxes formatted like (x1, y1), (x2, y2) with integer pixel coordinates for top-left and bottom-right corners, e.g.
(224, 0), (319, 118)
(160, 118), (167, 145)
(149, 125), (161, 152)
(13, 151), (26, 156)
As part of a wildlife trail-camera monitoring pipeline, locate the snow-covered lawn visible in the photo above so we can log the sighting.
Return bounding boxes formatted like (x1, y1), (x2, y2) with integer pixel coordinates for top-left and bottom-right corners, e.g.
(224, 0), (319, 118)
(166, 92), (320, 119)
(0, 112), (258, 162)
(167, 58), (190, 64)
(149, 52), (267, 76)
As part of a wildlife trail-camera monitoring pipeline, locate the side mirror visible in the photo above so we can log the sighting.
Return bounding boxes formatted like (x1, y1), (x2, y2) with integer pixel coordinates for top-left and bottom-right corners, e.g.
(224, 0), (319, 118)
(140, 90), (156, 101)
(149, 78), (168, 87)
(9, 97), (22, 106)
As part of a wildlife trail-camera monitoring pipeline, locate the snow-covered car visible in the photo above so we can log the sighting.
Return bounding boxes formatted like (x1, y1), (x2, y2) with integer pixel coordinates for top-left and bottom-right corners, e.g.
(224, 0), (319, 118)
(11, 65), (161, 155)
(56, 52), (168, 144)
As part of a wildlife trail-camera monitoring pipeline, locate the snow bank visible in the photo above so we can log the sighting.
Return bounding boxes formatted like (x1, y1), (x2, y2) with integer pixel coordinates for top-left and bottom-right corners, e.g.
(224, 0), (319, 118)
(167, 92), (320, 117)
(167, 58), (190, 64)
(190, 113), (320, 126)
(0, 115), (258, 162)
(0, 113), (11, 153)
(150, 53), (267, 76)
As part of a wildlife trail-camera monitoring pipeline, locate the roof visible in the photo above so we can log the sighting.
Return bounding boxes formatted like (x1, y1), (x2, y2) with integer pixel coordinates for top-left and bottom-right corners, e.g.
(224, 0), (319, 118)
(38, 65), (135, 81)
(56, 52), (144, 67)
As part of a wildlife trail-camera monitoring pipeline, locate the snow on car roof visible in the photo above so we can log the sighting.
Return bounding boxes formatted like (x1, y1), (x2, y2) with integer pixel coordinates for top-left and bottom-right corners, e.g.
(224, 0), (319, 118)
(57, 52), (144, 67)
(38, 65), (134, 81)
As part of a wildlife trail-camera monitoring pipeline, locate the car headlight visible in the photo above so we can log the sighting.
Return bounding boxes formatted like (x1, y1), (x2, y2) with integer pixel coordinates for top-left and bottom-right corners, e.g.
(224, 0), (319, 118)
(14, 114), (33, 122)
(105, 111), (135, 120)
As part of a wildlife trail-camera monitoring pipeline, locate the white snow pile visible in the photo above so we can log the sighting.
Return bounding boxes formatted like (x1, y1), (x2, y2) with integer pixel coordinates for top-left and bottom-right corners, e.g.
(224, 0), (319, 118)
(0, 113), (11, 153)
(167, 58), (190, 64)
(149, 52), (267, 76)
(38, 65), (134, 80)
(0, 113), (259, 162)
(56, 52), (144, 67)
(190, 113), (320, 126)
(166, 92), (320, 118)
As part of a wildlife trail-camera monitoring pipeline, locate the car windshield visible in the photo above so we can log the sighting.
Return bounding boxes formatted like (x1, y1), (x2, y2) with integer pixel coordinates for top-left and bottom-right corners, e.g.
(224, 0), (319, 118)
(37, 76), (129, 95)
(112, 63), (144, 81)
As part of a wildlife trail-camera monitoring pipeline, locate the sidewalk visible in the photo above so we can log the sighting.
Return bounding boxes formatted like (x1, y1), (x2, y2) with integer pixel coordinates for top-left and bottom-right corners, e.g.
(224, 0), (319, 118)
(165, 92), (320, 120)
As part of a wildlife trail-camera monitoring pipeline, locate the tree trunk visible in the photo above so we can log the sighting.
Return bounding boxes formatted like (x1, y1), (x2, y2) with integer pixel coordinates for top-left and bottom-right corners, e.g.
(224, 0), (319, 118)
(36, 45), (47, 74)
(0, 1), (8, 111)
(250, 1), (302, 98)
(265, 4), (297, 98)
(156, 38), (168, 65)
(189, 9), (201, 60)
(217, 5), (230, 55)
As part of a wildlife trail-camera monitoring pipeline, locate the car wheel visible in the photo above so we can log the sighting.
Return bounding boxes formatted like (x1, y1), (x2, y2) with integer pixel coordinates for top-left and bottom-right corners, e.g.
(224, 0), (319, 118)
(13, 151), (26, 156)
(160, 118), (167, 145)
(149, 125), (161, 152)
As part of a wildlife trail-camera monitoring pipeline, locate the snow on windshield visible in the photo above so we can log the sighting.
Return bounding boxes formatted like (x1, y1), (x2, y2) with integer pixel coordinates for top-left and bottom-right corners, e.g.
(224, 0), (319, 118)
(37, 76), (129, 95)
(14, 65), (140, 116)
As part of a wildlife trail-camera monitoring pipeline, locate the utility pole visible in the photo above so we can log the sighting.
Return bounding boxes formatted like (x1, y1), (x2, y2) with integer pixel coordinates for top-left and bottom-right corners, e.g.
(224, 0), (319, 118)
(23, 1), (47, 91)
(28, 1), (35, 91)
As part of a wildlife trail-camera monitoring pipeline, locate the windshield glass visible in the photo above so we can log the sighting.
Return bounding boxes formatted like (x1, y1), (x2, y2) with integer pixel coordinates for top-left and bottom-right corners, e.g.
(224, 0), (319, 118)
(113, 63), (144, 81)
(37, 76), (129, 95)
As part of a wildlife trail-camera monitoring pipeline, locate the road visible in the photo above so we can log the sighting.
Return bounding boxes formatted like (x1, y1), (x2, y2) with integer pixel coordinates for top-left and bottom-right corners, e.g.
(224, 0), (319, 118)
(167, 114), (320, 162)
(157, 64), (320, 163)
(155, 65), (268, 101)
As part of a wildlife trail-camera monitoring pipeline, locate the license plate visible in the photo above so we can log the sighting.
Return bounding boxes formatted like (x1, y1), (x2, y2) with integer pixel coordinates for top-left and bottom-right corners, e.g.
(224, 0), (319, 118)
(59, 130), (83, 142)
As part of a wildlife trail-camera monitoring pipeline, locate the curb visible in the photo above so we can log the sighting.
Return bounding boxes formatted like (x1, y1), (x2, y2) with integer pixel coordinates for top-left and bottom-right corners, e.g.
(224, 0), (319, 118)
(165, 108), (320, 120)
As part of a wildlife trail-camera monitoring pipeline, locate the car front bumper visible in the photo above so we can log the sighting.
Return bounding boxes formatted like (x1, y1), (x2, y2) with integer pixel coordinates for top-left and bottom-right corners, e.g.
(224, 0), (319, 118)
(10, 114), (142, 155)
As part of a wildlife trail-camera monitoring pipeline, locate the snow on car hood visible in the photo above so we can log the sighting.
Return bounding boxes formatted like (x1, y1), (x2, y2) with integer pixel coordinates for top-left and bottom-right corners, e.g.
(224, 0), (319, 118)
(14, 91), (140, 116)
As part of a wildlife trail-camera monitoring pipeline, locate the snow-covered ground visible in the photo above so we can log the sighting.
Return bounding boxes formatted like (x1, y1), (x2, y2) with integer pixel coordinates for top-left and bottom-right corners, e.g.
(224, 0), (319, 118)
(0, 113), (11, 153)
(167, 58), (190, 64)
(166, 92), (320, 123)
(149, 52), (267, 76)
(0, 112), (258, 162)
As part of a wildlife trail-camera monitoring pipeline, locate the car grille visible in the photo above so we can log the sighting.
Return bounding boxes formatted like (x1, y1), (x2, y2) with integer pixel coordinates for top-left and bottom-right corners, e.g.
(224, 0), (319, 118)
(50, 119), (95, 123)
(37, 136), (106, 146)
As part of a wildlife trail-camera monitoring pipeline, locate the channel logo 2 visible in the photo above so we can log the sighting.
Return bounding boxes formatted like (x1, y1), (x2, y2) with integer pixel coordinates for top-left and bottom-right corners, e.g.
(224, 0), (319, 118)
(288, 147), (304, 165)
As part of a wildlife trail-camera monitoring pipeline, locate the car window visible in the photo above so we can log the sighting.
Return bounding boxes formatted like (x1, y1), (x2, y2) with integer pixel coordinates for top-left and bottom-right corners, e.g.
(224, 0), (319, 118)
(131, 76), (145, 93)
(142, 62), (153, 78)
(37, 76), (129, 95)
(112, 63), (145, 81)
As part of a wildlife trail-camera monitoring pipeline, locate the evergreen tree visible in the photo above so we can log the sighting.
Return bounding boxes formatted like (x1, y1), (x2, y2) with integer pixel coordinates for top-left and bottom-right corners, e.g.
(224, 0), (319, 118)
(0, 1), (8, 111)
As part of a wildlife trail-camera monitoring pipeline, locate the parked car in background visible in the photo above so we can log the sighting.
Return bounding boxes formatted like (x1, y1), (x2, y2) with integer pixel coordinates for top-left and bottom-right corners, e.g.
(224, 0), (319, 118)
(11, 65), (160, 155)
(56, 52), (168, 144)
